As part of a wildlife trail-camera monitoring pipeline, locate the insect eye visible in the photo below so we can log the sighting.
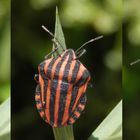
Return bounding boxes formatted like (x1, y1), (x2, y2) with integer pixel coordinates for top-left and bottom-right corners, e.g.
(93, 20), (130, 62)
(34, 74), (39, 83)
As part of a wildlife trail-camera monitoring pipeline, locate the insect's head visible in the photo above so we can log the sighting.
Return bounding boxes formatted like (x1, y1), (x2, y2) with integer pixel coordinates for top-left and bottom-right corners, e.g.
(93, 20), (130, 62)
(42, 25), (103, 60)
(60, 49), (76, 60)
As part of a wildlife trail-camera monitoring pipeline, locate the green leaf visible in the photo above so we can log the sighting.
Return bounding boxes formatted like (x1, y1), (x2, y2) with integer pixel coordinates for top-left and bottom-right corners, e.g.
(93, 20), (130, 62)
(52, 7), (74, 140)
(53, 7), (67, 58)
(0, 97), (10, 140)
(88, 100), (122, 140)
(0, 21), (10, 103)
(0, 22), (10, 82)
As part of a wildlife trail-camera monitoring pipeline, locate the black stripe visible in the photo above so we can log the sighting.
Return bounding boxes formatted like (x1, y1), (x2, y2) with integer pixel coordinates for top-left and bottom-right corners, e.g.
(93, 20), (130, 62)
(49, 80), (57, 126)
(57, 82), (69, 126)
(46, 59), (56, 79)
(39, 74), (44, 108)
(67, 71), (89, 119)
(39, 62), (47, 79)
(68, 86), (79, 115)
(79, 93), (87, 105)
(49, 51), (69, 125)
(39, 62), (47, 111)
(38, 108), (44, 112)
(43, 58), (59, 126)
(53, 51), (69, 80)
(43, 79), (48, 109)
(71, 114), (77, 121)
(62, 51), (73, 82)
(76, 94), (87, 114)
(57, 51), (74, 126)
(68, 84), (87, 119)
(70, 61), (80, 84)
(67, 94), (87, 125)
(75, 70), (90, 86)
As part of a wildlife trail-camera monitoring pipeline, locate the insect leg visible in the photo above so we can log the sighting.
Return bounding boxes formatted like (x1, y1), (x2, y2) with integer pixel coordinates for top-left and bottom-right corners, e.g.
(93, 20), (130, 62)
(42, 25), (65, 52)
(51, 38), (63, 57)
(34, 74), (39, 83)
(75, 49), (86, 60)
(44, 46), (59, 59)
(88, 82), (93, 88)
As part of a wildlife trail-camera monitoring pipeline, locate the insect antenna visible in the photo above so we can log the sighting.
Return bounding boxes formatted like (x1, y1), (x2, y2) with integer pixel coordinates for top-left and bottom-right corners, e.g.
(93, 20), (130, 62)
(41, 25), (65, 51)
(130, 59), (140, 66)
(75, 35), (103, 54)
(75, 49), (86, 60)
(44, 46), (59, 59)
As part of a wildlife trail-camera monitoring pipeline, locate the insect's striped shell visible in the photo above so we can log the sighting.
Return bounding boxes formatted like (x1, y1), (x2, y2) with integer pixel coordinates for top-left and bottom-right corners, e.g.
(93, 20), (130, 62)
(35, 49), (91, 127)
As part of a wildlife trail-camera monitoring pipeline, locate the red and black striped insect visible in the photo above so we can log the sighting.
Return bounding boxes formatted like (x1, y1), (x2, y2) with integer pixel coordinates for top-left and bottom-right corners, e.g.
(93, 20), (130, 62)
(35, 25), (103, 127)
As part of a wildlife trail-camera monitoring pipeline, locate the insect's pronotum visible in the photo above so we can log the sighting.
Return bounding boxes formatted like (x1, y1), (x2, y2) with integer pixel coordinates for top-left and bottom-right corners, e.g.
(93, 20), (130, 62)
(34, 25), (103, 127)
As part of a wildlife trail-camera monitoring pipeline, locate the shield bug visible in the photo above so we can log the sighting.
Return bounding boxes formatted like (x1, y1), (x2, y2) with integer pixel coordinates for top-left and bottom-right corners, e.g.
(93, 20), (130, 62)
(35, 25), (103, 127)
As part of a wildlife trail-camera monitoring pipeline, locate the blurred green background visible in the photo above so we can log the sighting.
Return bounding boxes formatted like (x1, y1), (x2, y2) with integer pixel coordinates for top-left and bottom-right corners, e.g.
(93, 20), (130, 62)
(0, 0), (137, 139)
(0, 0), (10, 103)
(123, 0), (140, 139)
(11, 0), (121, 140)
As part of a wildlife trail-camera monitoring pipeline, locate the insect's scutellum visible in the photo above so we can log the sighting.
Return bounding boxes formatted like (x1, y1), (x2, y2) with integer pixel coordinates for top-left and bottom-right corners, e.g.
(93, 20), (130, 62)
(35, 25), (103, 127)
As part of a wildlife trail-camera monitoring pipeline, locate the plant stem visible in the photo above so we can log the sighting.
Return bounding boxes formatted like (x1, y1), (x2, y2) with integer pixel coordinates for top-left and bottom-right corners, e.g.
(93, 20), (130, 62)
(53, 125), (74, 140)
(52, 7), (74, 140)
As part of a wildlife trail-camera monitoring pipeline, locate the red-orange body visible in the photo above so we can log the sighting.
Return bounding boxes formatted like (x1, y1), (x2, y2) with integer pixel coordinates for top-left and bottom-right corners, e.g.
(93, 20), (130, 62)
(35, 49), (90, 127)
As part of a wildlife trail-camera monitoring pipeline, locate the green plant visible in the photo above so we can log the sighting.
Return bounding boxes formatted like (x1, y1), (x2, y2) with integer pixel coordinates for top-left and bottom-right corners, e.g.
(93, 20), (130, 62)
(51, 7), (74, 140)
(88, 100), (122, 140)
(50, 7), (122, 140)
(0, 97), (10, 140)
